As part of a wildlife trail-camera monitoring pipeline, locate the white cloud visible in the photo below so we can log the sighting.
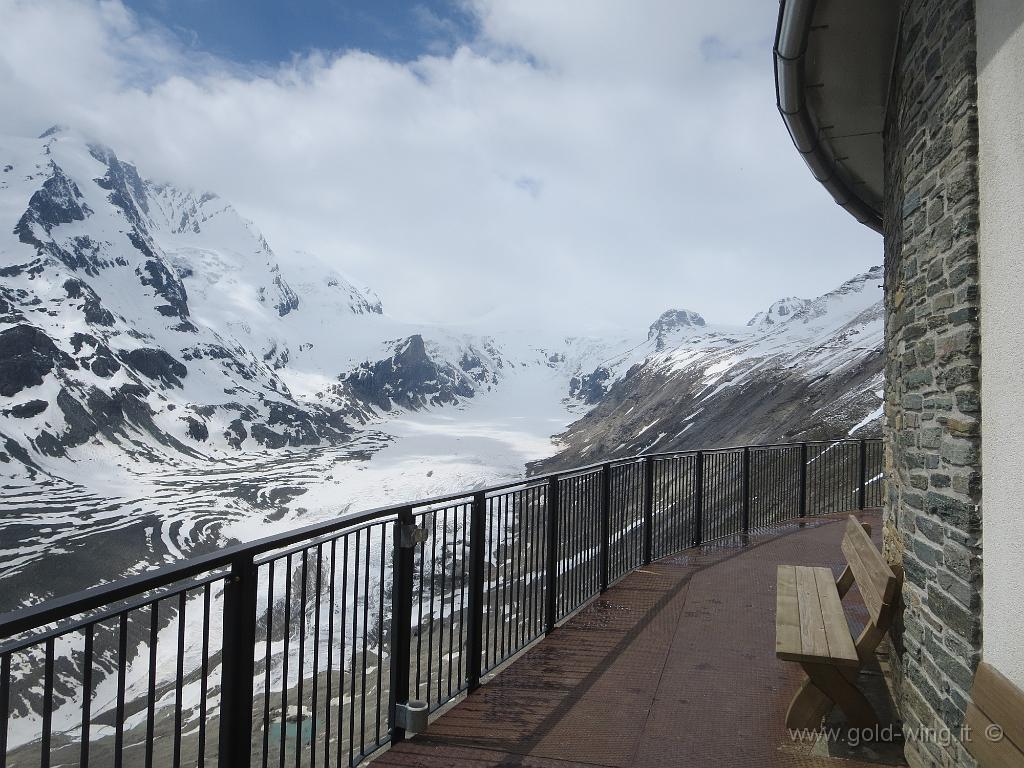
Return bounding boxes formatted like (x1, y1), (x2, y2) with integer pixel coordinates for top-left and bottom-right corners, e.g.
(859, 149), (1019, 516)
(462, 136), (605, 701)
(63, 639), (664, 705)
(0, 0), (881, 330)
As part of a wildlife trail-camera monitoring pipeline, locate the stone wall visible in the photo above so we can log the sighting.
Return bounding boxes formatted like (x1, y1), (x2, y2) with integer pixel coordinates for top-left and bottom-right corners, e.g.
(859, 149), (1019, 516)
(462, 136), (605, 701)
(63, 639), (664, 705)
(882, 0), (984, 766)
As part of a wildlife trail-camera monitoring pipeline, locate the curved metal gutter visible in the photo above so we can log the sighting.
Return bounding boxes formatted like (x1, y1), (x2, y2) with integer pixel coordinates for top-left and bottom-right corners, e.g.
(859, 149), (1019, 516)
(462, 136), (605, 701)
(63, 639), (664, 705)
(773, 0), (884, 233)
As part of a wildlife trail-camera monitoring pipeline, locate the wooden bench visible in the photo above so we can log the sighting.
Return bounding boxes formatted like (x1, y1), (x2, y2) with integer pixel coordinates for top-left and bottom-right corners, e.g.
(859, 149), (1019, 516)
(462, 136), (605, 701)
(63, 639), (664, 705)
(776, 515), (900, 729)
(964, 662), (1024, 768)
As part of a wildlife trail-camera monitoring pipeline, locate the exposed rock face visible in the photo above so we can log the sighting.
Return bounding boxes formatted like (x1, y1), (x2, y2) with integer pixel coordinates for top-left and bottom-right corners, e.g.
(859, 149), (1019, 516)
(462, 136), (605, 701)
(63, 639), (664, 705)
(121, 348), (187, 388)
(0, 325), (77, 397)
(568, 366), (611, 404)
(343, 334), (481, 411)
(14, 163), (92, 241)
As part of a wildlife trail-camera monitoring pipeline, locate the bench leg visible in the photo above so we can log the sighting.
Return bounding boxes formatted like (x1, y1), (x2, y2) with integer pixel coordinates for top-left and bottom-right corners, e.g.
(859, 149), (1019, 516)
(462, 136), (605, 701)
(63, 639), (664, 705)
(786, 675), (834, 730)
(786, 663), (880, 731)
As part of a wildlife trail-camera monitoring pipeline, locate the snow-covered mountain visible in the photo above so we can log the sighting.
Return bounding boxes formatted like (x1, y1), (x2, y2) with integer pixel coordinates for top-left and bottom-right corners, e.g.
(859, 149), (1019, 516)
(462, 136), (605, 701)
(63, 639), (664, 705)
(536, 267), (884, 471)
(0, 128), (553, 482)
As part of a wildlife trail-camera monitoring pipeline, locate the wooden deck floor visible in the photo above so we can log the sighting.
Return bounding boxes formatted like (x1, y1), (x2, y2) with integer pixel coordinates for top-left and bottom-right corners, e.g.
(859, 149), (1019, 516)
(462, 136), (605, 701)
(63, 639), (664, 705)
(373, 510), (906, 768)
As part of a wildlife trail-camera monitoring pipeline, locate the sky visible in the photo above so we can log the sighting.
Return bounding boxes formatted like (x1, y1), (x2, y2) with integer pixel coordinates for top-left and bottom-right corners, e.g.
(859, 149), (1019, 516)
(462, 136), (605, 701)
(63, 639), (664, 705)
(0, 0), (882, 330)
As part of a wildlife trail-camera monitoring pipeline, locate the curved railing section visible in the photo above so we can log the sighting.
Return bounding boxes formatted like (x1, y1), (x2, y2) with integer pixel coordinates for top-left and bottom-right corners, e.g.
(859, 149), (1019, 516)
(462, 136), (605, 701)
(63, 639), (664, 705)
(0, 438), (883, 768)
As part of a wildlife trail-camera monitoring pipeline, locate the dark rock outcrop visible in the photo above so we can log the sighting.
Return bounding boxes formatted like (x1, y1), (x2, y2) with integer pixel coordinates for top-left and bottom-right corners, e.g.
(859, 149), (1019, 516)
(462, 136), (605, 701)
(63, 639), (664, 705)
(344, 335), (475, 411)
(121, 348), (187, 387)
(0, 325), (77, 396)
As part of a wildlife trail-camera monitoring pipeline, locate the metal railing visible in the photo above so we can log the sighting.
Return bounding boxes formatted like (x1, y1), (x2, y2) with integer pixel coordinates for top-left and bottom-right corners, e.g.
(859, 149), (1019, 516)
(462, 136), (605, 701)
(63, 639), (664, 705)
(0, 437), (882, 768)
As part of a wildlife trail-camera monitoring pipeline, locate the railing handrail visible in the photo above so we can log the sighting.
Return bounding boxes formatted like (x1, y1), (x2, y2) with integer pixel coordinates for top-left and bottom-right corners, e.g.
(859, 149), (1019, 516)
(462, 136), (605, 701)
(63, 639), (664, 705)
(0, 436), (880, 642)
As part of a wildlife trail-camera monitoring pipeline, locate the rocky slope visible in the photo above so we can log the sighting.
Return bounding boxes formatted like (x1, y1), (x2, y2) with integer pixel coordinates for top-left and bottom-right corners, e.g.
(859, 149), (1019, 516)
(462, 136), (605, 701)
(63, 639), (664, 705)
(536, 268), (885, 472)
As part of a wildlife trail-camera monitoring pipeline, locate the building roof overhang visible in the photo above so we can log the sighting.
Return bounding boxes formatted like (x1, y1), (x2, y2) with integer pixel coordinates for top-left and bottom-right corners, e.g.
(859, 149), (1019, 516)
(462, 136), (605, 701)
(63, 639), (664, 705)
(773, 0), (900, 234)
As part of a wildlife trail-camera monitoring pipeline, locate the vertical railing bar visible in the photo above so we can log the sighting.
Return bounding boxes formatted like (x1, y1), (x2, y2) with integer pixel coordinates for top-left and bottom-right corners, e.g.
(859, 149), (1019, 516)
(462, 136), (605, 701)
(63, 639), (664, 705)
(544, 476), (560, 634)
(173, 590), (186, 768)
(0, 652), (8, 768)
(437, 509), (448, 704)
(799, 443), (808, 518)
(858, 438), (867, 509)
(295, 549), (308, 768)
(742, 448), (751, 536)
(336, 536), (349, 768)
(514, 492), (526, 651)
(466, 491), (485, 689)
(642, 458), (654, 564)
(114, 610), (127, 768)
(693, 452), (704, 547)
(389, 508), (414, 744)
(530, 489), (539, 639)
(498, 496), (509, 657)
(41, 637), (54, 768)
(531, 486), (542, 637)
(311, 544), (323, 768)
(414, 524), (425, 699)
(376, 524), (386, 740)
(279, 555), (292, 768)
(572, 477), (580, 611)
(145, 602), (158, 768)
(457, 503), (469, 688)
(199, 582), (211, 768)
(80, 625), (93, 768)
(262, 561), (274, 768)
(447, 508), (459, 697)
(591, 477), (599, 593)
(483, 496), (493, 672)
(348, 530), (360, 768)
(219, 555), (258, 768)
(360, 530), (370, 756)
(324, 540), (336, 768)
(571, 477), (579, 606)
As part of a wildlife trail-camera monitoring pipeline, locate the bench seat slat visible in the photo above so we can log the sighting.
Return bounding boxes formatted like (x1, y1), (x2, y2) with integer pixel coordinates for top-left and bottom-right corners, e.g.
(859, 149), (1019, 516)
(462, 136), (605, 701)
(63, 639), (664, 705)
(814, 566), (859, 664)
(776, 565), (802, 658)
(776, 565), (859, 668)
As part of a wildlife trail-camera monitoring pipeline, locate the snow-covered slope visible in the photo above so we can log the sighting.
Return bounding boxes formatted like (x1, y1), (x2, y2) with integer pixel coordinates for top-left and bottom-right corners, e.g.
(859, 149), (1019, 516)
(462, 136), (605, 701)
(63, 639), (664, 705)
(0, 129), (551, 483)
(535, 267), (885, 471)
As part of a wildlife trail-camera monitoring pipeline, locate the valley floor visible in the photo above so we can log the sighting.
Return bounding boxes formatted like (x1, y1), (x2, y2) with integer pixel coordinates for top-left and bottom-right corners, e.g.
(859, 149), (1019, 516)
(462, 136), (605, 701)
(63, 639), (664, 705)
(0, 369), (579, 613)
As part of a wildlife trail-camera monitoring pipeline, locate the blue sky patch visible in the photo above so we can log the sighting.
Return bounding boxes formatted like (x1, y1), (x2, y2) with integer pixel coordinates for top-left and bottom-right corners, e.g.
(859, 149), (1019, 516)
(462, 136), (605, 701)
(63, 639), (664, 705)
(125, 0), (478, 65)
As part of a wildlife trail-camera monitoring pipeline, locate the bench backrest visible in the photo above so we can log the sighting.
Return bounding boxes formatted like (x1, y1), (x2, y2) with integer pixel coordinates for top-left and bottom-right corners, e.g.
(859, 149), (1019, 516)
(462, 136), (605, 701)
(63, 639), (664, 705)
(840, 515), (898, 629)
(965, 662), (1024, 767)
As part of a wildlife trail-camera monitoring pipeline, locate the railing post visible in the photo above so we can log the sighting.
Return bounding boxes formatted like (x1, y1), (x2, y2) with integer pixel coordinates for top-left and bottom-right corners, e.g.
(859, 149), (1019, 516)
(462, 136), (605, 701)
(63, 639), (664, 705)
(798, 443), (808, 518)
(218, 555), (258, 768)
(388, 506), (416, 743)
(857, 438), (867, 510)
(465, 492), (487, 691)
(692, 451), (704, 547)
(544, 475), (560, 634)
(599, 463), (611, 592)
(741, 447), (751, 535)
(642, 458), (655, 564)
